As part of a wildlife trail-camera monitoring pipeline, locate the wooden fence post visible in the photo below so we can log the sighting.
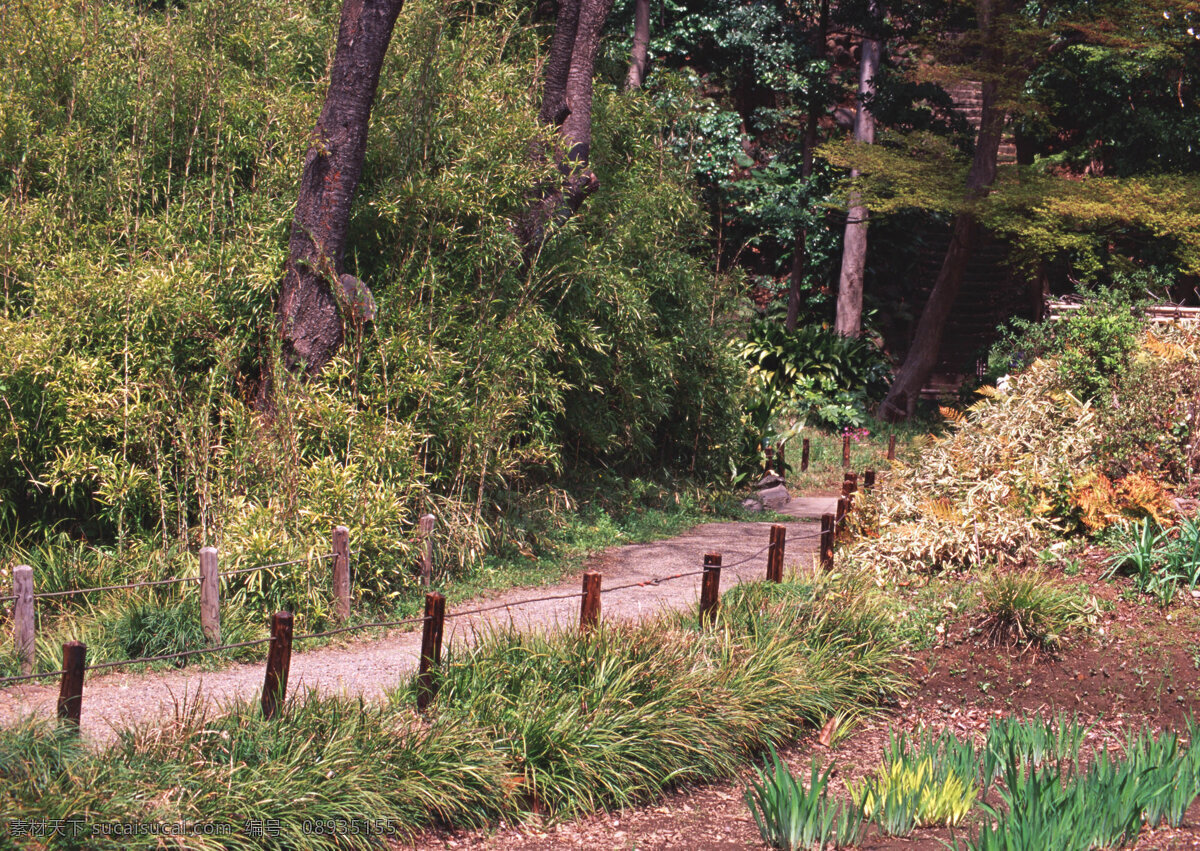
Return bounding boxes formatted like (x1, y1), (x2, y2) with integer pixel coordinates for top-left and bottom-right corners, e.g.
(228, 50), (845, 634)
(419, 514), (435, 587)
(580, 571), (601, 632)
(888, 434), (896, 461)
(843, 432), (851, 468)
(332, 525), (350, 622)
(777, 443), (786, 475)
(837, 496), (848, 524)
(199, 547), (220, 645)
(864, 470), (876, 491)
(700, 553), (722, 626)
(261, 612), (293, 720)
(801, 438), (810, 472)
(57, 641), (86, 728)
(767, 525), (786, 582)
(416, 592), (445, 712)
(13, 565), (34, 676)
(820, 514), (835, 571)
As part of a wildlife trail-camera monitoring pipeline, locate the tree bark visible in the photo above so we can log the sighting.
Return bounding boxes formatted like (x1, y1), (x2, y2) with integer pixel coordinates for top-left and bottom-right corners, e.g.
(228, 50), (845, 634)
(520, 0), (614, 256)
(834, 27), (881, 337)
(783, 0), (828, 332)
(878, 77), (1005, 421)
(877, 0), (1007, 421)
(625, 0), (650, 90)
(277, 0), (404, 378)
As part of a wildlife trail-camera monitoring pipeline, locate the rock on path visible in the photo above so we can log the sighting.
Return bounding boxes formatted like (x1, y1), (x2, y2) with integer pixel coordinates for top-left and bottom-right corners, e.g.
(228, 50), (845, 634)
(0, 508), (835, 745)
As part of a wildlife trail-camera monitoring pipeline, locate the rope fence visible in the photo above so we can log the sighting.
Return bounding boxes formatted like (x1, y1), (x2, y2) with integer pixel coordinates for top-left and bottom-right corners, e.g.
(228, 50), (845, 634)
(3, 466), (880, 731)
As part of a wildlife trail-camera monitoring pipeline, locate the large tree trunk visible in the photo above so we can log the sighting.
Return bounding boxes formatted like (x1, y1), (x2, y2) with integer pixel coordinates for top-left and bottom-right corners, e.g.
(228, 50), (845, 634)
(519, 0), (614, 255)
(877, 0), (1007, 421)
(783, 0), (828, 332)
(277, 0), (405, 378)
(834, 28), (881, 337)
(625, 0), (650, 90)
(878, 77), (1005, 421)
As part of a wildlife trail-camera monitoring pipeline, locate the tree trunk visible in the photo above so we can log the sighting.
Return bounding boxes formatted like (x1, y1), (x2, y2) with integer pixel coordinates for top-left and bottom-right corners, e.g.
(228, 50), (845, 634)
(277, 0), (405, 378)
(520, 0), (614, 255)
(625, 0), (650, 90)
(878, 77), (1006, 421)
(783, 0), (828, 332)
(877, 0), (1007, 420)
(834, 28), (880, 337)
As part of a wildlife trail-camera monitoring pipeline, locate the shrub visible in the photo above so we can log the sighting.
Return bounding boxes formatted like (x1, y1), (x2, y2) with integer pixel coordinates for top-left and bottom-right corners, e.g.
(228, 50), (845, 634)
(739, 321), (892, 432)
(975, 571), (1097, 651)
(989, 286), (1145, 403)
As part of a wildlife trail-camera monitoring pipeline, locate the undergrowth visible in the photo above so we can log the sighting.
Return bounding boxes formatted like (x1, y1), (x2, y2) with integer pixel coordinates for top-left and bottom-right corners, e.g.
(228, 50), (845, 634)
(0, 573), (904, 847)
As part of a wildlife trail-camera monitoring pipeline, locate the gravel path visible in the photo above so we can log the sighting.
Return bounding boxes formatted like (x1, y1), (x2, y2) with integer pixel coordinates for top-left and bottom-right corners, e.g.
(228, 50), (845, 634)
(0, 504), (833, 745)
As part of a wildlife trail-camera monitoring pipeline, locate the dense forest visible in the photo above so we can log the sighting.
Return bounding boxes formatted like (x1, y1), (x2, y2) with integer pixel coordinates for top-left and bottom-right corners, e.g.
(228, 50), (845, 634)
(0, 0), (1197, 611)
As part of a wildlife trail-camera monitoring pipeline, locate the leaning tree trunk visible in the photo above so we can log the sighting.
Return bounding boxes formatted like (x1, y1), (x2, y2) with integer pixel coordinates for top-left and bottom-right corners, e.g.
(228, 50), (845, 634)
(784, 0), (829, 332)
(625, 0), (650, 90)
(277, 0), (405, 378)
(834, 26), (881, 337)
(519, 0), (614, 256)
(878, 78), (1005, 421)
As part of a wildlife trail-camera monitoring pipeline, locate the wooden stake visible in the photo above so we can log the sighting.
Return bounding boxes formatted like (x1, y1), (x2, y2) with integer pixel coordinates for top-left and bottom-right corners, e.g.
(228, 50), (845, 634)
(416, 592), (445, 712)
(13, 565), (34, 677)
(261, 611), (293, 720)
(801, 438), (810, 472)
(199, 547), (220, 645)
(864, 470), (876, 490)
(820, 514), (835, 571)
(418, 514), (435, 587)
(842, 432), (851, 468)
(580, 571), (601, 632)
(57, 641), (86, 728)
(888, 434), (896, 461)
(768, 525), (786, 582)
(837, 496), (848, 524)
(332, 525), (350, 621)
(700, 553), (722, 626)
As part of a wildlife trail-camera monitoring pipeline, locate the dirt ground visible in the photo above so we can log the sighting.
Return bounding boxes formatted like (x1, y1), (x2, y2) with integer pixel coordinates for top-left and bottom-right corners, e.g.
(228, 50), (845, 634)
(409, 553), (1200, 850)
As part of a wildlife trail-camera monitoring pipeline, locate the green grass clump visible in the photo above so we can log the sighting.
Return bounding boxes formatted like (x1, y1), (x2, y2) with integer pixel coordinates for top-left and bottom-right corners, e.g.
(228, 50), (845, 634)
(975, 572), (1096, 651)
(962, 718), (1200, 850)
(0, 576), (903, 847)
(745, 749), (864, 850)
(1104, 517), (1200, 605)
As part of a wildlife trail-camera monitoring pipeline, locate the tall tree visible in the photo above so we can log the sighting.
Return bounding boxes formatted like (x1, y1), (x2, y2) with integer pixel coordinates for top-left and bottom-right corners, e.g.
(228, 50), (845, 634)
(277, 0), (405, 379)
(626, 0), (650, 90)
(519, 0), (616, 255)
(834, 9), (881, 337)
(878, 0), (1007, 420)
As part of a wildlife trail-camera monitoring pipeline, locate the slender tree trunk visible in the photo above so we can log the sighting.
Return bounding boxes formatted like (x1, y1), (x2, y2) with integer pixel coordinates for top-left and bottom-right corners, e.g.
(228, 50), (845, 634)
(625, 0), (650, 90)
(834, 27), (880, 337)
(784, 0), (828, 332)
(277, 0), (405, 378)
(519, 0), (614, 255)
(878, 78), (1005, 421)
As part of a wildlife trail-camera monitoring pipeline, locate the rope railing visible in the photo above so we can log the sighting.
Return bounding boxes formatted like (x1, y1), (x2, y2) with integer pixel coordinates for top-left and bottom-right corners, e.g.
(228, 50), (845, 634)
(3, 472), (882, 724)
(33, 574), (200, 600)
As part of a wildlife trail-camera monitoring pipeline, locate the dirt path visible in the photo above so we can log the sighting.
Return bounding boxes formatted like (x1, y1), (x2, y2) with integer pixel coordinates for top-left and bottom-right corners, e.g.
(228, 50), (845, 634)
(0, 506), (832, 744)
